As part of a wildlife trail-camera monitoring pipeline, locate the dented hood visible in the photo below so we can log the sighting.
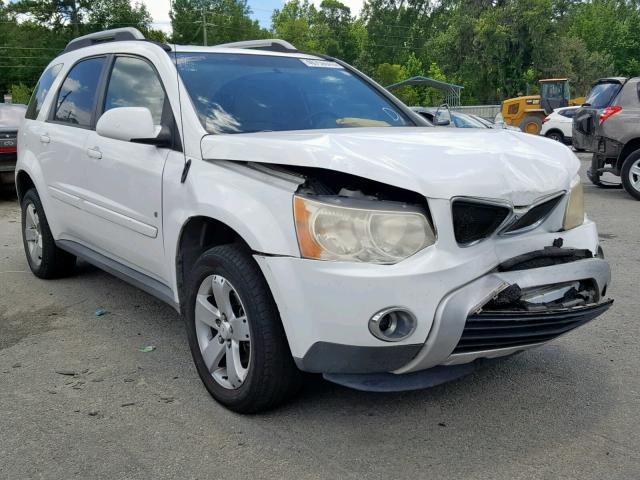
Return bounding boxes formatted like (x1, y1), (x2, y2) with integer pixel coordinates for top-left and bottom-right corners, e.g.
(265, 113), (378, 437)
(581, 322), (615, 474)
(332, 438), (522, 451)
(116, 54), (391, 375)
(200, 127), (580, 205)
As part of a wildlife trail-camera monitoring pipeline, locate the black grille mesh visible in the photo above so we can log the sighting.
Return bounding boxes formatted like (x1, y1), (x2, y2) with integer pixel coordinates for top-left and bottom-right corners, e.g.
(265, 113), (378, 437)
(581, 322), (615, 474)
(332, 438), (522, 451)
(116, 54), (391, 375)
(452, 200), (510, 245)
(452, 303), (611, 354)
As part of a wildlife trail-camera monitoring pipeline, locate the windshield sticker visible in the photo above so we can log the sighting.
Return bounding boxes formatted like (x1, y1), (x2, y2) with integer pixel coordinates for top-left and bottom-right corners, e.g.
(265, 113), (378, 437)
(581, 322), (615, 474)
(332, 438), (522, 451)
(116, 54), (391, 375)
(299, 59), (343, 69)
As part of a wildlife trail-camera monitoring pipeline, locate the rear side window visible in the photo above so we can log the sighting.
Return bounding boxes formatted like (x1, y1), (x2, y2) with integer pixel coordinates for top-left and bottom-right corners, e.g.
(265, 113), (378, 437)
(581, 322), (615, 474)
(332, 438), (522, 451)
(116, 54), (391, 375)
(103, 56), (166, 125)
(559, 109), (576, 118)
(53, 57), (106, 128)
(585, 82), (621, 109)
(25, 63), (63, 120)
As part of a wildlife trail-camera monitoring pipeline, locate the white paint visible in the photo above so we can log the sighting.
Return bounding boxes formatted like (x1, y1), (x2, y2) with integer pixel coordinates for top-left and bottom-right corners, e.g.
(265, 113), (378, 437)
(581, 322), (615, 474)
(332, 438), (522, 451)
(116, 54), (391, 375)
(540, 106), (579, 140)
(17, 40), (608, 375)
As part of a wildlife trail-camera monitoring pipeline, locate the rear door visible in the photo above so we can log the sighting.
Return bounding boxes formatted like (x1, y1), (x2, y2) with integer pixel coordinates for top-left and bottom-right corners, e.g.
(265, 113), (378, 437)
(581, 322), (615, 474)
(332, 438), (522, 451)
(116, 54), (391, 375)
(573, 79), (624, 151)
(81, 54), (180, 281)
(39, 57), (108, 239)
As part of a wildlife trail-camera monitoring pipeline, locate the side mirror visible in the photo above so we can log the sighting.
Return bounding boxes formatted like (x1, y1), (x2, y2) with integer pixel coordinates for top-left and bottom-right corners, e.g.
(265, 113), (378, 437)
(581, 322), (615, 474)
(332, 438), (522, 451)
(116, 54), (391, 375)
(435, 119), (451, 126)
(97, 107), (170, 146)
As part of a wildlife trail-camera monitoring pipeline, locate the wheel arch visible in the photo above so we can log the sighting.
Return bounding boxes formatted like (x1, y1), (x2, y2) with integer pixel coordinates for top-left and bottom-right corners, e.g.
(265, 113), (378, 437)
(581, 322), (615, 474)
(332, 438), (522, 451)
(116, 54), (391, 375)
(617, 138), (640, 171)
(15, 169), (36, 203)
(544, 128), (564, 138)
(175, 215), (253, 308)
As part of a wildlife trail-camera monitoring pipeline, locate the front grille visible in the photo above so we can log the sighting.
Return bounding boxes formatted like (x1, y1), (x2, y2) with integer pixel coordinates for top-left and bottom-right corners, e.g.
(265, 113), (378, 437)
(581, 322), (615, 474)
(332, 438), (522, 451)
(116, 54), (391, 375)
(501, 195), (563, 234)
(452, 200), (511, 245)
(452, 302), (611, 354)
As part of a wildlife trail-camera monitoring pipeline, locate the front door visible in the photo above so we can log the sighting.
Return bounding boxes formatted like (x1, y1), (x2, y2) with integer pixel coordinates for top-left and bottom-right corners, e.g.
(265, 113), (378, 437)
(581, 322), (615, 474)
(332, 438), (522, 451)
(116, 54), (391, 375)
(81, 55), (178, 282)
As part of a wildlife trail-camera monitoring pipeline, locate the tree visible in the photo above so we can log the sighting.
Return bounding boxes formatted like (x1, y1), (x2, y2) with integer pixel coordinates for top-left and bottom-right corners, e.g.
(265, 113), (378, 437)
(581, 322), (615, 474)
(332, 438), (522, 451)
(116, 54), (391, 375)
(272, 0), (318, 51)
(87, 0), (153, 32)
(170, 0), (268, 45)
(272, 0), (362, 63)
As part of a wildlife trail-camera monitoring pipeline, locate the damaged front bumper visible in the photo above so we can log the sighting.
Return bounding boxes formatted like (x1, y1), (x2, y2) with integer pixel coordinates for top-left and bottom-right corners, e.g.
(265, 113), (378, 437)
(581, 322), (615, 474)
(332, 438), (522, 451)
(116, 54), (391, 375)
(397, 254), (612, 373)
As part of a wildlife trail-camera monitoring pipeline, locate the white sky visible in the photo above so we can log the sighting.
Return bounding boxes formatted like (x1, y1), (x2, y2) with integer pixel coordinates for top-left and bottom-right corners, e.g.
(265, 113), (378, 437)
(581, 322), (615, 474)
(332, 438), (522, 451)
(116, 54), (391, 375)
(140, 0), (365, 34)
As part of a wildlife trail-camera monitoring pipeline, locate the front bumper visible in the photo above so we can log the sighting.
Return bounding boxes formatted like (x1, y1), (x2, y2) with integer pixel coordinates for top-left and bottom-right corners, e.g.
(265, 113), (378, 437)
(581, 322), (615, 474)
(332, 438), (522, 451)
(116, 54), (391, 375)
(0, 153), (17, 185)
(255, 217), (611, 375)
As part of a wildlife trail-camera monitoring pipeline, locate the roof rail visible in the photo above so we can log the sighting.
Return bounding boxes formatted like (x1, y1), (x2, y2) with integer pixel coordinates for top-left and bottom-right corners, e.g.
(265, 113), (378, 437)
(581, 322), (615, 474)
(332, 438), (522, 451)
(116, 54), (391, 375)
(64, 27), (145, 53)
(215, 39), (297, 53)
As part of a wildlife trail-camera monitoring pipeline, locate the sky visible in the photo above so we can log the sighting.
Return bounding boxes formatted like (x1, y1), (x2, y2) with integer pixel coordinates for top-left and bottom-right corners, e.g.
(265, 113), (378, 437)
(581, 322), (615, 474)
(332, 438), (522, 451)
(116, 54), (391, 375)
(141, 0), (365, 34)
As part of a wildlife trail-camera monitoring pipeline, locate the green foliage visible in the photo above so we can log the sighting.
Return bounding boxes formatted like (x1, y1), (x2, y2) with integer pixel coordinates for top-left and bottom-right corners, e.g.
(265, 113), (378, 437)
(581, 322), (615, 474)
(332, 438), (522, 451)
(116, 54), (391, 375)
(0, 0), (635, 106)
(272, 0), (361, 63)
(170, 0), (268, 45)
(10, 83), (33, 104)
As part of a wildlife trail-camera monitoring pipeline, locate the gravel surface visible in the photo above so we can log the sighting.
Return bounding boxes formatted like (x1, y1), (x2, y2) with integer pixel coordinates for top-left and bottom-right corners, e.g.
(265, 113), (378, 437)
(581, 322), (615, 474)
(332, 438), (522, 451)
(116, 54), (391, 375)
(0, 153), (638, 479)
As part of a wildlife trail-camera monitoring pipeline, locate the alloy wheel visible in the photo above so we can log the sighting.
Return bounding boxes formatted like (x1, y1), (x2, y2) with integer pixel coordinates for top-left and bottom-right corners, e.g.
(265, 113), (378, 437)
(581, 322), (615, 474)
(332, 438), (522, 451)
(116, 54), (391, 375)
(194, 275), (251, 389)
(24, 203), (43, 267)
(628, 158), (640, 193)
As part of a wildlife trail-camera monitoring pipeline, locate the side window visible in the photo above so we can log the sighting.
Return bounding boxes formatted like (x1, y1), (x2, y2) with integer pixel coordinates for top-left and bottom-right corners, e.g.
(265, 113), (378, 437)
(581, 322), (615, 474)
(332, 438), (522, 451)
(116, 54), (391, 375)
(53, 57), (106, 127)
(25, 63), (63, 120)
(560, 109), (576, 119)
(104, 56), (166, 125)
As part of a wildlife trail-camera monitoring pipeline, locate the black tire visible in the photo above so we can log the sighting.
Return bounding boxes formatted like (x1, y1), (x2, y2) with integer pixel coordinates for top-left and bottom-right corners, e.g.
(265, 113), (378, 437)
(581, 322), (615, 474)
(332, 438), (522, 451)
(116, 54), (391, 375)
(621, 150), (640, 200)
(545, 130), (564, 143)
(21, 188), (76, 279)
(184, 243), (301, 413)
(519, 115), (543, 135)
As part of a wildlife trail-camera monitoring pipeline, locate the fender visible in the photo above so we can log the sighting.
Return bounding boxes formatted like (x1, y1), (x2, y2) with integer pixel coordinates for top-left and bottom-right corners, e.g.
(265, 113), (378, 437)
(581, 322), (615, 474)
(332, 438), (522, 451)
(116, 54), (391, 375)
(162, 155), (303, 304)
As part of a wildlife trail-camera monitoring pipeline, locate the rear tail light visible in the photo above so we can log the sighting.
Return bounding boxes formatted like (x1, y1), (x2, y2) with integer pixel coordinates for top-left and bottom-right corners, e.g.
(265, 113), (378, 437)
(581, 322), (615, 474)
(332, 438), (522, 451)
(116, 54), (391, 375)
(0, 147), (17, 153)
(543, 116), (550, 124)
(599, 106), (622, 124)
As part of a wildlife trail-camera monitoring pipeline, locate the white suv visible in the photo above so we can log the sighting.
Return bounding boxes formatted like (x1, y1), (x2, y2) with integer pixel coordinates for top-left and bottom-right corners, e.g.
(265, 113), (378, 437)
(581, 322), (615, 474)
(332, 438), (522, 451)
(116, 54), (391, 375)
(17, 28), (612, 412)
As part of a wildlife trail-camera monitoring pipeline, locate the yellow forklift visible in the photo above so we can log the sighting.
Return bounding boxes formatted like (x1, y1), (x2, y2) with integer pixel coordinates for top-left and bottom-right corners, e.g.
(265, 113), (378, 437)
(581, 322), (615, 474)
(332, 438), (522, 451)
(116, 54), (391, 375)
(501, 79), (585, 134)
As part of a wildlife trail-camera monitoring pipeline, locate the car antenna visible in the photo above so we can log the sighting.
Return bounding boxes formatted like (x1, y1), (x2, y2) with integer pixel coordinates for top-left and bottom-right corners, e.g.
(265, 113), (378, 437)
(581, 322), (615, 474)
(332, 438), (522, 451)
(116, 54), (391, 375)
(170, 0), (191, 183)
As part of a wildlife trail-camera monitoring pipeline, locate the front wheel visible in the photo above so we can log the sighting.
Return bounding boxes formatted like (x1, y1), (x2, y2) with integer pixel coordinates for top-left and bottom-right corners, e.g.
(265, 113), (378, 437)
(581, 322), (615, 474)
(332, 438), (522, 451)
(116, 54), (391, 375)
(184, 244), (301, 413)
(21, 188), (76, 278)
(621, 151), (640, 200)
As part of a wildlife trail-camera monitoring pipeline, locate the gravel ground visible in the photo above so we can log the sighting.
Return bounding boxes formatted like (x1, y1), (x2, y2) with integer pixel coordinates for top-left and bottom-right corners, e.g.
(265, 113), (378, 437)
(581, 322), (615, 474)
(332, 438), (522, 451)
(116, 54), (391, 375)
(0, 153), (638, 479)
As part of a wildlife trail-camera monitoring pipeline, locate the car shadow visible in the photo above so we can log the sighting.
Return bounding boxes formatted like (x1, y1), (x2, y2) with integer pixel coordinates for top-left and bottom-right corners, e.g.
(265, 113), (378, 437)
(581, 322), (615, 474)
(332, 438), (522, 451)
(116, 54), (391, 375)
(252, 345), (614, 476)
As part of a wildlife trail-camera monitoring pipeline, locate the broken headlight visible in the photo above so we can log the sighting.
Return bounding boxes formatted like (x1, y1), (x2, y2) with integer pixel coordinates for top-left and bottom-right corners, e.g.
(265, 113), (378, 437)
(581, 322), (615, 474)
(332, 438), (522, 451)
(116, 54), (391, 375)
(293, 195), (435, 264)
(563, 176), (585, 230)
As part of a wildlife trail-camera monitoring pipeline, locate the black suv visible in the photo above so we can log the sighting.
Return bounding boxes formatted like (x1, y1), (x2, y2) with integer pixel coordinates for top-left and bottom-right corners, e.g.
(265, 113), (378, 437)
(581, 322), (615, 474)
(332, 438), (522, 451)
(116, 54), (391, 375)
(574, 77), (640, 200)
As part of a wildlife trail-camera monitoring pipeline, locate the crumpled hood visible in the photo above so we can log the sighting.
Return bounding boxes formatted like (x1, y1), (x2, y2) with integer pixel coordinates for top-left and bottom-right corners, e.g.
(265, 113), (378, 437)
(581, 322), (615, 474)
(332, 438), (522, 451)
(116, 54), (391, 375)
(200, 127), (580, 205)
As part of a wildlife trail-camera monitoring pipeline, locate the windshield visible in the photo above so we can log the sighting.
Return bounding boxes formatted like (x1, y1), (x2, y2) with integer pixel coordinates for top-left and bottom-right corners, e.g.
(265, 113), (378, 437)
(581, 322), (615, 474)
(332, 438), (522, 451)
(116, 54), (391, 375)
(541, 81), (570, 101)
(585, 82), (621, 108)
(0, 104), (27, 128)
(451, 112), (488, 128)
(176, 53), (411, 134)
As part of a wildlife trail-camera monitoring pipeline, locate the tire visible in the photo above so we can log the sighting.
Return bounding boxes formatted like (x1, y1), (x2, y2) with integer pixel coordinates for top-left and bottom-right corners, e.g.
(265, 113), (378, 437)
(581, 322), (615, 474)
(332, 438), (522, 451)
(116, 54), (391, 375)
(621, 150), (640, 200)
(21, 188), (76, 279)
(545, 130), (564, 143)
(184, 243), (301, 413)
(519, 115), (543, 135)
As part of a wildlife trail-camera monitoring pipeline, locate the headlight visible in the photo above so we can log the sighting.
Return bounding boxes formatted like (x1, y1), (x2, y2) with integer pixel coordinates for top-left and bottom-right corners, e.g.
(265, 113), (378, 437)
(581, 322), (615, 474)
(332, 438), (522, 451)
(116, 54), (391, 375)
(563, 176), (585, 230)
(293, 195), (435, 264)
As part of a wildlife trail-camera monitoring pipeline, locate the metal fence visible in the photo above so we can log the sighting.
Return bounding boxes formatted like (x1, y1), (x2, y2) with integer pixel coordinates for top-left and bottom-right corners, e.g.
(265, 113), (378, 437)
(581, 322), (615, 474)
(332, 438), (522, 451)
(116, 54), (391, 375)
(450, 105), (501, 120)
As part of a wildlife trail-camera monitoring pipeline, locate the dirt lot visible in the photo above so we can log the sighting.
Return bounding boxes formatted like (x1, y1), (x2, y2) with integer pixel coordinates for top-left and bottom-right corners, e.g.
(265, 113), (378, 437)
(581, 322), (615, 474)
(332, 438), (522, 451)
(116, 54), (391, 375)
(0, 153), (639, 479)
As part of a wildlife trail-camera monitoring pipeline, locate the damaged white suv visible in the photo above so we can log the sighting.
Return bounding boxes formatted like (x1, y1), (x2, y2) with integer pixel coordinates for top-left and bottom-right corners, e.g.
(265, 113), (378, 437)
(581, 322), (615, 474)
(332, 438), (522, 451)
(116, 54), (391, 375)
(17, 28), (612, 412)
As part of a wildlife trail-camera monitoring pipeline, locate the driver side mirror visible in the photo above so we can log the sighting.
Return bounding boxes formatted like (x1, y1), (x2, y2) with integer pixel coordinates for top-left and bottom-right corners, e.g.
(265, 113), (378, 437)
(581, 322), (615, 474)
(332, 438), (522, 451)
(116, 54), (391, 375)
(435, 119), (451, 126)
(97, 107), (170, 147)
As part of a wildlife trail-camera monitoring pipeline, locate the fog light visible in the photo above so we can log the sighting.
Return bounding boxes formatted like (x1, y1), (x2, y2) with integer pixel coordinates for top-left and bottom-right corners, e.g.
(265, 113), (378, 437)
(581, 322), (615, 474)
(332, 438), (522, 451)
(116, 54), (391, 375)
(368, 307), (417, 342)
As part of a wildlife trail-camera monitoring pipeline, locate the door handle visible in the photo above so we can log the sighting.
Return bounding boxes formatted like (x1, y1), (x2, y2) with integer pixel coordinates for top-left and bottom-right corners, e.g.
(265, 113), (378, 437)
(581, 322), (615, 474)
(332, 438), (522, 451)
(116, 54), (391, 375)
(39, 134), (50, 144)
(86, 147), (102, 159)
